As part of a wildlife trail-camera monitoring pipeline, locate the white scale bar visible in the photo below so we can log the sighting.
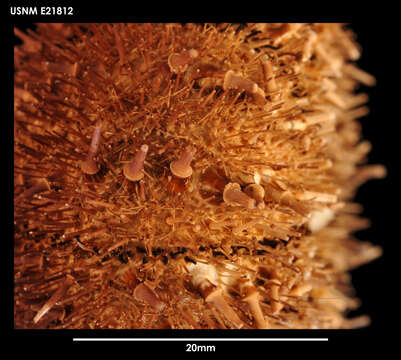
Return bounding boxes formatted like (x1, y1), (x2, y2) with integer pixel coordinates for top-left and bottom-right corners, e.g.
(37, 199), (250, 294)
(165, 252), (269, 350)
(73, 338), (328, 342)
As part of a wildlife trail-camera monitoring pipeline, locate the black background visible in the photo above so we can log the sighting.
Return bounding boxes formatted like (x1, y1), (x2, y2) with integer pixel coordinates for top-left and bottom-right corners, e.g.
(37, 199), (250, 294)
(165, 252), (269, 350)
(7, 2), (398, 356)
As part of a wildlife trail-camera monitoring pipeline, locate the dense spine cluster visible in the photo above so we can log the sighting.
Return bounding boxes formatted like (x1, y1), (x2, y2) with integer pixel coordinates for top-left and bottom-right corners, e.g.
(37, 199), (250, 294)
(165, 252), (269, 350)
(14, 23), (384, 329)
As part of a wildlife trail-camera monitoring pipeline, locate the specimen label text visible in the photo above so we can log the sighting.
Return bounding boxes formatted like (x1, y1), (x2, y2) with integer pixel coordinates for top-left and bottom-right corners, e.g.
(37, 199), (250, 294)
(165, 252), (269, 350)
(10, 6), (74, 15)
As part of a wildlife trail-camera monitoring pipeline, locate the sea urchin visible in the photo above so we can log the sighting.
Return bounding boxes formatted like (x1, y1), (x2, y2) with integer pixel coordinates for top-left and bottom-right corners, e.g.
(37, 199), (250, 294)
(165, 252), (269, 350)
(14, 23), (385, 329)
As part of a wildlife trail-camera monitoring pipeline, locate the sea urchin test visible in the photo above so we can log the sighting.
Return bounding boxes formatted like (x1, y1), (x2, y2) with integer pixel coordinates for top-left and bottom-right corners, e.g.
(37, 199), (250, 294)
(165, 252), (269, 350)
(14, 23), (385, 329)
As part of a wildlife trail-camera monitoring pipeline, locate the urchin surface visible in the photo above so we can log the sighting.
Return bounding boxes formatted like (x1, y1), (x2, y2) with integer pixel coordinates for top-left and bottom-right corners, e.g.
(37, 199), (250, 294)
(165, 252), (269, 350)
(14, 23), (385, 329)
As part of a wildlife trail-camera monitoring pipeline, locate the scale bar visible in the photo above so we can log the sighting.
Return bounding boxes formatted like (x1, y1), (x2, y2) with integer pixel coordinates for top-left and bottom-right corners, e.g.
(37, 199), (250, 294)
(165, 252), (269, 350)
(73, 338), (328, 342)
